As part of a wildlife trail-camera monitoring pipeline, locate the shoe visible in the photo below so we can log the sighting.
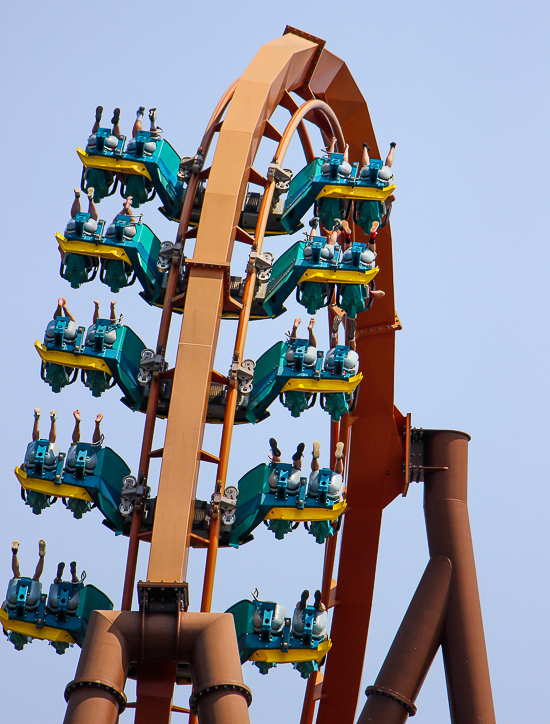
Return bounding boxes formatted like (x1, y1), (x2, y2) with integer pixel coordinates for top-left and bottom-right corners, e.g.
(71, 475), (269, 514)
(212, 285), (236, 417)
(111, 108), (120, 125)
(38, 540), (46, 557)
(149, 108), (157, 121)
(309, 217), (320, 229)
(313, 589), (325, 611)
(95, 106), (103, 121)
(34, 408), (41, 420)
(333, 218), (343, 231)
(292, 442), (305, 461)
(136, 106), (145, 117)
(348, 318), (356, 340)
(298, 590), (309, 610)
(74, 188), (80, 198)
(70, 561), (78, 583)
(335, 442), (344, 460)
(312, 441), (321, 459)
(50, 410), (57, 422)
(56, 562), (65, 581)
(390, 142), (396, 148)
(331, 315), (342, 337)
(87, 187), (95, 200)
(363, 143), (370, 151)
(269, 438), (281, 458)
(11, 541), (20, 554)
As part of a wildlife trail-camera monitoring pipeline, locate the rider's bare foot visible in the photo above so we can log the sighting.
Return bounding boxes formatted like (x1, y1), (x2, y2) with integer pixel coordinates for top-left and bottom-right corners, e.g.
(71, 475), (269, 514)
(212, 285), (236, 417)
(370, 220), (379, 234)
(38, 540), (46, 557)
(58, 297), (66, 308)
(73, 410), (81, 422)
(110, 301), (116, 316)
(341, 220), (351, 235)
(370, 290), (385, 299)
(95, 413), (104, 424)
(308, 318), (315, 331)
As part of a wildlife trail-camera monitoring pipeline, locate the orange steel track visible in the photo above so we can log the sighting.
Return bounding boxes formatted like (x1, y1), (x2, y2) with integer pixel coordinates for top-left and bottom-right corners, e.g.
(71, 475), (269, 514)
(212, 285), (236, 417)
(86, 29), (407, 724)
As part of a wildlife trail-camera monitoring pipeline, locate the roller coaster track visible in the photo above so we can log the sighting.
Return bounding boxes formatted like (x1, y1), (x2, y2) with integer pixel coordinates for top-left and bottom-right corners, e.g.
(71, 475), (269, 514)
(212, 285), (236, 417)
(62, 29), (495, 724)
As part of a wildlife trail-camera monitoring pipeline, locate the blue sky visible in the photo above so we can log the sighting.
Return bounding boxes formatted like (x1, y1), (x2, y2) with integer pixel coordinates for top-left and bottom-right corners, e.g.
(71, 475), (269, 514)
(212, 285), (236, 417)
(1, 1), (549, 722)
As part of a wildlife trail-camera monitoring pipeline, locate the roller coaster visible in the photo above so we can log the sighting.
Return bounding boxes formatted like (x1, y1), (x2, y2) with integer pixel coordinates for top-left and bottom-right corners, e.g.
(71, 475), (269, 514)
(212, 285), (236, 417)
(3, 28), (496, 724)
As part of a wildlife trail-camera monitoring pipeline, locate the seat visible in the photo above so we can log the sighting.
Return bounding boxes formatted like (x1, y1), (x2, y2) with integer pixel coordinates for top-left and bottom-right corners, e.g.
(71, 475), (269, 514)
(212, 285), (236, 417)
(291, 606), (327, 641)
(252, 602), (287, 636)
(321, 154), (352, 179)
(359, 161), (393, 186)
(285, 345), (317, 368)
(308, 470), (343, 501)
(6, 578), (42, 613)
(86, 133), (121, 154)
(126, 136), (158, 156)
(45, 319), (78, 344)
(105, 220), (138, 241)
(24, 441), (60, 472)
(64, 444), (98, 476)
(324, 347), (359, 377)
(47, 582), (80, 615)
(65, 216), (98, 237)
(341, 246), (376, 270)
(303, 243), (334, 261)
(268, 465), (303, 495)
(85, 323), (118, 349)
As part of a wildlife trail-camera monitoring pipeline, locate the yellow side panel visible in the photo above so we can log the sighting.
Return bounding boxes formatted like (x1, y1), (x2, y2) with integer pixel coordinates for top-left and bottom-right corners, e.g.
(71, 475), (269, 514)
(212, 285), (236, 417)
(0, 608), (76, 644)
(265, 499), (346, 521)
(15, 467), (93, 502)
(56, 233), (131, 264)
(250, 639), (332, 663)
(76, 148), (152, 180)
(298, 267), (379, 285)
(281, 372), (362, 394)
(35, 341), (111, 374)
(317, 182), (396, 202)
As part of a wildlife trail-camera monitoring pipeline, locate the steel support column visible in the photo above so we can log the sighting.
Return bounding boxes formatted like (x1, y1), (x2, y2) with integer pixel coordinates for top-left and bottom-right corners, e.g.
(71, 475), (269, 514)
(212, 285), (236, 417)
(357, 556), (452, 724)
(423, 430), (496, 724)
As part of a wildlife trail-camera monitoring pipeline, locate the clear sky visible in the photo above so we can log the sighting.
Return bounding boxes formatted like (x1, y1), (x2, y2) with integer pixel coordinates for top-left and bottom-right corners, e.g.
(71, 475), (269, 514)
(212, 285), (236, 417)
(1, 1), (549, 722)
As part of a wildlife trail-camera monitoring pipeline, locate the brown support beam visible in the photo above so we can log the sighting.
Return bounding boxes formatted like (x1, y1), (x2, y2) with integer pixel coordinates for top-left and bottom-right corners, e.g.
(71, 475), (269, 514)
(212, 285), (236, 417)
(311, 48), (407, 724)
(357, 556), (452, 724)
(135, 663), (177, 724)
(146, 34), (320, 585)
(423, 431), (496, 724)
(63, 611), (251, 724)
